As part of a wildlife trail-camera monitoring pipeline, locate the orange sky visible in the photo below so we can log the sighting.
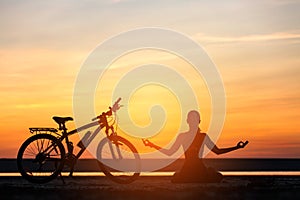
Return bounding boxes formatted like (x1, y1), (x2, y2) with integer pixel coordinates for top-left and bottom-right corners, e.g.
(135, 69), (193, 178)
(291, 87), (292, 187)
(0, 0), (300, 158)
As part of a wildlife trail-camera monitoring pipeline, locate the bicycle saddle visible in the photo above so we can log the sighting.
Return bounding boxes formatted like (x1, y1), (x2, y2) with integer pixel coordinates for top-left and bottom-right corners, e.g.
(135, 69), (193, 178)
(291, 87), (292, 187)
(52, 116), (73, 124)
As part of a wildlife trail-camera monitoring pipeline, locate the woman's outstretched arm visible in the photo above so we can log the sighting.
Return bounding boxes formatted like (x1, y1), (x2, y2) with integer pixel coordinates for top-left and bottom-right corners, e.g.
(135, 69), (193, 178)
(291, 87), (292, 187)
(212, 141), (249, 155)
(143, 134), (184, 156)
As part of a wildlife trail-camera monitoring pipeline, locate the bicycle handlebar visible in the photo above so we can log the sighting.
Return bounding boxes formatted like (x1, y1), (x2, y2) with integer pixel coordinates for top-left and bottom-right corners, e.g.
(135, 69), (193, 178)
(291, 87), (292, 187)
(111, 97), (122, 112)
(114, 97), (122, 106)
(92, 98), (122, 121)
(91, 116), (98, 121)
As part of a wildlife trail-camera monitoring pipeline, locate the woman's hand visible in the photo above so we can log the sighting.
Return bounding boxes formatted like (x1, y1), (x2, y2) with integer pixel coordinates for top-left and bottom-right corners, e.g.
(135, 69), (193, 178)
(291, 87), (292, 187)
(237, 141), (249, 149)
(142, 139), (155, 148)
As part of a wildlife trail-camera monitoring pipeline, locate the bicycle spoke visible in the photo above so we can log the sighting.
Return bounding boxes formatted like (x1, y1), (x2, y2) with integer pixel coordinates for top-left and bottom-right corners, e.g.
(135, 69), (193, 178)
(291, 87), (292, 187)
(23, 152), (36, 157)
(17, 134), (65, 183)
(26, 144), (37, 156)
(36, 138), (40, 152)
(46, 138), (50, 150)
(40, 138), (44, 151)
(97, 136), (140, 184)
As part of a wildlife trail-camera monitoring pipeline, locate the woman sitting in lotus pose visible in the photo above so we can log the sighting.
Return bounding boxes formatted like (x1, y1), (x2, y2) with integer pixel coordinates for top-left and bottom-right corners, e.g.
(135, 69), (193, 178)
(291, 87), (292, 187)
(143, 110), (248, 183)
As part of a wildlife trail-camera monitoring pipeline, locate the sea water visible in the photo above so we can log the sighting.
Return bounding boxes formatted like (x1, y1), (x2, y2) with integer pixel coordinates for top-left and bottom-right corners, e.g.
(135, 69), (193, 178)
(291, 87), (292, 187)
(2, 171), (300, 177)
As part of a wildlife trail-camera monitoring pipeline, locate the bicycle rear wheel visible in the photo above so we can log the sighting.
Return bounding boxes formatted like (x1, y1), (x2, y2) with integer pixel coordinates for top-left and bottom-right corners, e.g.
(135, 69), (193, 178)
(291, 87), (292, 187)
(97, 135), (140, 184)
(17, 134), (65, 183)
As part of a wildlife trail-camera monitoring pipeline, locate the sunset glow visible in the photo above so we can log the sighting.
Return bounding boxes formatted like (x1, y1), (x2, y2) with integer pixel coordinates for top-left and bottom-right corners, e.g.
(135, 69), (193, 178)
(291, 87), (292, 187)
(0, 0), (299, 158)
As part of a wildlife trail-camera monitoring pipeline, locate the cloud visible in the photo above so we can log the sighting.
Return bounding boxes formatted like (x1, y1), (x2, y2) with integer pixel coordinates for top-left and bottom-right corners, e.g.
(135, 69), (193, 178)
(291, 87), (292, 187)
(267, 0), (300, 6)
(110, 0), (132, 4)
(195, 31), (300, 44)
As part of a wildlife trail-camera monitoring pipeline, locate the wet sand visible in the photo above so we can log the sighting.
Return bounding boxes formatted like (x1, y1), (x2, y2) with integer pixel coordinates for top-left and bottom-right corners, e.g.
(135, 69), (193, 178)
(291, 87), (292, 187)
(1, 175), (300, 200)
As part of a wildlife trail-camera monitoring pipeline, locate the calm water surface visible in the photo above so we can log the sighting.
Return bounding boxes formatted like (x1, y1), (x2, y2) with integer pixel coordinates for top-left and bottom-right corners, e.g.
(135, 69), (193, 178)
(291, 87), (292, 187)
(2, 171), (300, 176)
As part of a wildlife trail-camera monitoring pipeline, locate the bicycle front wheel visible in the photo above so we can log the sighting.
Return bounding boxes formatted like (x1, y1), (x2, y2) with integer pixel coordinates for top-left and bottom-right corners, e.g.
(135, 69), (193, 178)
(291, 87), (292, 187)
(97, 135), (140, 184)
(17, 134), (65, 183)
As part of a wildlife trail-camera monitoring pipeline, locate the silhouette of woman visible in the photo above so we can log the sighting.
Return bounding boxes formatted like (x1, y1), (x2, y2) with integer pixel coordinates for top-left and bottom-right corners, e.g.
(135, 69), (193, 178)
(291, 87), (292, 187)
(143, 110), (248, 183)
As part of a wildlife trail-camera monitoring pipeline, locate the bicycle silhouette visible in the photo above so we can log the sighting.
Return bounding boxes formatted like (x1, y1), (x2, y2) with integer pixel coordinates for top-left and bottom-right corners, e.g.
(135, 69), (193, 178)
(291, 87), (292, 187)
(17, 98), (140, 184)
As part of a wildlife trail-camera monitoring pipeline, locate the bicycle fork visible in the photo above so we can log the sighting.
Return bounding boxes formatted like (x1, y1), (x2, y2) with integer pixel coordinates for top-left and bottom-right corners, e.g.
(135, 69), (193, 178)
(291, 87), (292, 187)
(108, 135), (123, 160)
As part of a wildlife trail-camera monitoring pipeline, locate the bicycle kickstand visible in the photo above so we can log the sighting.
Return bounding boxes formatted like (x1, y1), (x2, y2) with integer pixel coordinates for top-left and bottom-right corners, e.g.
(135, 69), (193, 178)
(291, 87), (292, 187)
(59, 172), (66, 184)
(69, 169), (74, 177)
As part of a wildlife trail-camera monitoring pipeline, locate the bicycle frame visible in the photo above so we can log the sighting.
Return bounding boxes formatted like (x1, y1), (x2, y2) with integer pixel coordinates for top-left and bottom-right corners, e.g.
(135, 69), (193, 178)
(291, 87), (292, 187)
(66, 122), (100, 153)
(56, 105), (119, 177)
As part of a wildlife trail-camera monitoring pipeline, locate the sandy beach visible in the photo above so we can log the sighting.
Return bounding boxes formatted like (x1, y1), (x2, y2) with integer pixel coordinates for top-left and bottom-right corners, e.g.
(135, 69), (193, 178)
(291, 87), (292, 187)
(1, 159), (300, 199)
(1, 175), (300, 200)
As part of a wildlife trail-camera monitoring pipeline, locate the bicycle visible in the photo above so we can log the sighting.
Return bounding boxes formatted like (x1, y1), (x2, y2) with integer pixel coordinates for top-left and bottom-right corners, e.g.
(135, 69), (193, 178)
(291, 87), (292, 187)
(17, 98), (141, 184)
